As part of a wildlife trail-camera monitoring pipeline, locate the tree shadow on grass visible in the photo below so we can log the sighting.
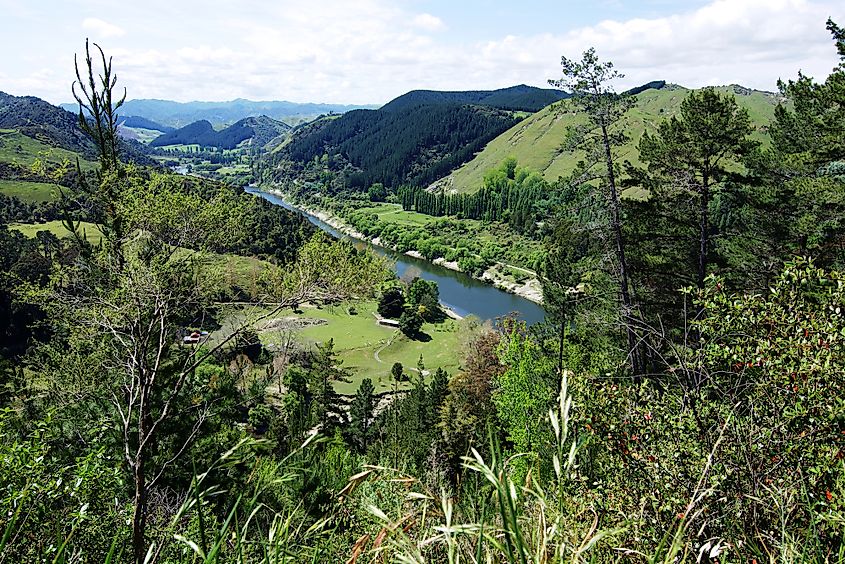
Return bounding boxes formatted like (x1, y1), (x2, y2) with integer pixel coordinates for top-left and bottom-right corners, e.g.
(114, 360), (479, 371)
(410, 331), (432, 342)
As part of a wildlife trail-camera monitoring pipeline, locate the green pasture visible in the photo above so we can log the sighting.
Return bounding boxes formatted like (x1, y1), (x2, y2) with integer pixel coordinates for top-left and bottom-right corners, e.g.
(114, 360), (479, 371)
(0, 179), (60, 203)
(249, 300), (468, 395)
(10, 220), (102, 244)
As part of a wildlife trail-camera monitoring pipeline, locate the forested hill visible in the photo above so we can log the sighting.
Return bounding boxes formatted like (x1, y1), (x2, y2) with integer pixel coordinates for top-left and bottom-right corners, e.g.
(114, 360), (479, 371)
(380, 84), (570, 112)
(435, 83), (783, 193)
(269, 85), (571, 190)
(279, 103), (519, 190)
(61, 98), (379, 128)
(0, 91), (154, 165)
(149, 115), (291, 149)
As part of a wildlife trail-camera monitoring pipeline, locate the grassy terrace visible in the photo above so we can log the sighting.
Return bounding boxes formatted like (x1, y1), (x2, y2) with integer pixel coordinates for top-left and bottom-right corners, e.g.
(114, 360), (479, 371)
(331, 199), (544, 272)
(352, 203), (437, 227)
(224, 300), (472, 396)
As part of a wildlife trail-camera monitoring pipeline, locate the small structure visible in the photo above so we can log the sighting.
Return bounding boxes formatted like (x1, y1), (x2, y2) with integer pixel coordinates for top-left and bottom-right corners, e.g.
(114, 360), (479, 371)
(377, 318), (400, 328)
(182, 330), (209, 345)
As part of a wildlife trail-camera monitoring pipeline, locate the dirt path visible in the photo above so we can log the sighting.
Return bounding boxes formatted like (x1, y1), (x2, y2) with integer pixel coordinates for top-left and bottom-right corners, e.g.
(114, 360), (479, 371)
(373, 332), (396, 364)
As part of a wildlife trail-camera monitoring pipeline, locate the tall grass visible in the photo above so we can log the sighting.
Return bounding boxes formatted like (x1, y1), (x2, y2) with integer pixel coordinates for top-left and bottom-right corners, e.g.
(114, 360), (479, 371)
(345, 371), (622, 563)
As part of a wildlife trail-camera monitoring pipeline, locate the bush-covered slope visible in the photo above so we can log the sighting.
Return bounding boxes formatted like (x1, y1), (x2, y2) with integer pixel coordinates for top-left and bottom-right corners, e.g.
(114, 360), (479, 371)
(435, 84), (783, 193)
(0, 91), (97, 157)
(119, 115), (174, 133)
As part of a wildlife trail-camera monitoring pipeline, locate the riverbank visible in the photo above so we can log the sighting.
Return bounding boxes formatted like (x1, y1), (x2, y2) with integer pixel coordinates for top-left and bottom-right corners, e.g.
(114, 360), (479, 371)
(257, 186), (545, 305)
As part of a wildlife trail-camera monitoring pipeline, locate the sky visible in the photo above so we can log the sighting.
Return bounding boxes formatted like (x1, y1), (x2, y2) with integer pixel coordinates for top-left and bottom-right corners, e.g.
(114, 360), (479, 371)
(1, 0), (843, 105)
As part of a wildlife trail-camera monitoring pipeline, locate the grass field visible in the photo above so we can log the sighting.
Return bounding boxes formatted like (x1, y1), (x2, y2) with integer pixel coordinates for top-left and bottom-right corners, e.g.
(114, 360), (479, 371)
(246, 300), (470, 395)
(10, 220), (103, 244)
(350, 203), (438, 227)
(0, 179), (60, 203)
(439, 85), (781, 194)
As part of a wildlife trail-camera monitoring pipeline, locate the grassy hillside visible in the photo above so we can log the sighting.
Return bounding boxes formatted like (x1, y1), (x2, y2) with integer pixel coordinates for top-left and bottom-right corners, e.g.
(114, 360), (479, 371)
(436, 85), (783, 194)
(0, 129), (97, 169)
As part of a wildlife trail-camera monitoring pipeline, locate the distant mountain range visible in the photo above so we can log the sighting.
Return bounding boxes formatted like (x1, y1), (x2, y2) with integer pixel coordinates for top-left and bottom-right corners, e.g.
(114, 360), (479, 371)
(275, 84), (573, 190)
(149, 115), (291, 149)
(61, 98), (379, 128)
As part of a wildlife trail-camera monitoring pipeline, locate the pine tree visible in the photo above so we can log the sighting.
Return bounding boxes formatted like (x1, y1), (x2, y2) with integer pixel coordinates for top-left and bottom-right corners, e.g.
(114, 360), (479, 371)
(550, 48), (642, 375)
(308, 338), (348, 430)
(349, 378), (375, 451)
(637, 88), (756, 292)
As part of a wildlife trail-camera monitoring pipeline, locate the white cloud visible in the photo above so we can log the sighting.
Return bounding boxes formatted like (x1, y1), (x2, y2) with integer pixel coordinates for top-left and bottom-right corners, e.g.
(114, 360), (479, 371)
(82, 17), (126, 39)
(476, 0), (845, 92)
(6, 0), (844, 104)
(412, 13), (446, 32)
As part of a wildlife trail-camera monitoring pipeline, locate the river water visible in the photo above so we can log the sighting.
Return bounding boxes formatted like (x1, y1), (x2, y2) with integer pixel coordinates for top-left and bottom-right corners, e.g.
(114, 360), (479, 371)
(246, 188), (547, 325)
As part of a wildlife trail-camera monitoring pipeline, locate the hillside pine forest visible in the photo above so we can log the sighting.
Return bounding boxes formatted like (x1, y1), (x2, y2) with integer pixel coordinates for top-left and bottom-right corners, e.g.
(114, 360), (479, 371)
(1, 18), (844, 564)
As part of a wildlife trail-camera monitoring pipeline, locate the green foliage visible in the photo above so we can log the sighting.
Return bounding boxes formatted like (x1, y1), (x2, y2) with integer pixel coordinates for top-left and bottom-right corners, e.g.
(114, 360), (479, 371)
(349, 378), (375, 451)
(391, 361), (403, 382)
(493, 321), (555, 480)
(398, 308), (423, 337)
(248, 403), (273, 432)
(264, 232), (389, 305)
(367, 182), (387, 202)
(377, 286), (405, 319)
(628, 87), (758, 342)
(0, 411), (128, 561)
(407, 277), (441, 321)
(308, 338), (349, 430)
(692, 261), (845, 524)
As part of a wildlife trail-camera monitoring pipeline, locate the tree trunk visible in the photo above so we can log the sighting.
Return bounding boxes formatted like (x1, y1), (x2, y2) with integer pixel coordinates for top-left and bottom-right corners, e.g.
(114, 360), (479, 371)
(132, 384), (151, 564)
(601, 123), (641, 376)
(698, 171), (710, 291)
(131, 451), (147, 564)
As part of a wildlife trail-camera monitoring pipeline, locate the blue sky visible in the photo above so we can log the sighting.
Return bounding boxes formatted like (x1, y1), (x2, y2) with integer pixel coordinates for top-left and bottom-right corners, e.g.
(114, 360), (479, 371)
(1, 0), (843, 104)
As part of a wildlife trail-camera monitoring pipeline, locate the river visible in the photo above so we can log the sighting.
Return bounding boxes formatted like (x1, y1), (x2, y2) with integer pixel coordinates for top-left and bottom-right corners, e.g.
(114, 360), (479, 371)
(245, 188), (547, 325)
